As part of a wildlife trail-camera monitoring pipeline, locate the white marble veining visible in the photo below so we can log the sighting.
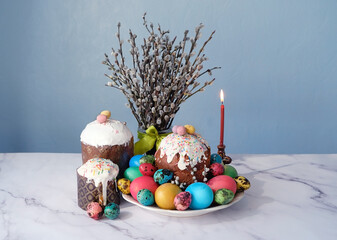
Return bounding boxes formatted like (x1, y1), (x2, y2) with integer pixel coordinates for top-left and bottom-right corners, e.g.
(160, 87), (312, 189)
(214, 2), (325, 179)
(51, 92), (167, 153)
(0, 153), (337, 240)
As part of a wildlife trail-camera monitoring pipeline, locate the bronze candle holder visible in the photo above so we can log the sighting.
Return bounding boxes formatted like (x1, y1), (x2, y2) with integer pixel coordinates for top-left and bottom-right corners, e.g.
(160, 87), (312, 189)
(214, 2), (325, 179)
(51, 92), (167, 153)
(217, 144), (232, 164)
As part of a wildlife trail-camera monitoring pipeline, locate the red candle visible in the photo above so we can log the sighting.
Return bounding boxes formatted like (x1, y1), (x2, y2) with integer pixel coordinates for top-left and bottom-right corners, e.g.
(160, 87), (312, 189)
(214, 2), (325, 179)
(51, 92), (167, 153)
(220, 89), (225, 146)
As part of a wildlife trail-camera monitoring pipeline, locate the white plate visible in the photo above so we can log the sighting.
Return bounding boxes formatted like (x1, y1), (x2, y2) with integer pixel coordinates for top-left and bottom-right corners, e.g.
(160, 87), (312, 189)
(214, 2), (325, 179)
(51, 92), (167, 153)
(122, 191), (244, 217)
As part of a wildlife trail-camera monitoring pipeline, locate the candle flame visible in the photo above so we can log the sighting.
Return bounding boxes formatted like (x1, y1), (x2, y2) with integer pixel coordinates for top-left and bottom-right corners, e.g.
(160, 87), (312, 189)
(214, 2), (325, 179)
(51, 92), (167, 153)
(220, 89), (225, 103)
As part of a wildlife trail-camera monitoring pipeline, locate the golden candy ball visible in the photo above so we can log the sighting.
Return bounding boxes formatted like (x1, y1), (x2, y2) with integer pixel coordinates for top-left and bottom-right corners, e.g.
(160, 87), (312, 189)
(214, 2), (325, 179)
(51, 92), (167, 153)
(100, 110), (111, 119)
(184, 125), (195, 134)
(117, 178), (131, 194)
(155, 183), (182, 210)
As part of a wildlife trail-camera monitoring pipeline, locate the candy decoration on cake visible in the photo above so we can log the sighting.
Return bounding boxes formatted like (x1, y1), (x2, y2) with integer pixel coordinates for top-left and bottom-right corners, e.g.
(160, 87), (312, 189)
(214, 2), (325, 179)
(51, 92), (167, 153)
(77, 158), (120, 210)
(80, 112), (134, 176)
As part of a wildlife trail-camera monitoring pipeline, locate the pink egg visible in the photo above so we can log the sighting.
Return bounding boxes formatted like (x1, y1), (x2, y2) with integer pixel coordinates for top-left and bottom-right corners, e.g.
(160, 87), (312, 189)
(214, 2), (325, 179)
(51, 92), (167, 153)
(174, 191), (192, 211)
(130, 176), (159, 200)
(207, 175), (237, 194)
(139, 163), (157, 177)
(210, 163), (224, 177)
(96, 114), (107, 123)
(172, 125), (179, 134)
(86, 202), (103, 220)
(176, 126), (186, 136)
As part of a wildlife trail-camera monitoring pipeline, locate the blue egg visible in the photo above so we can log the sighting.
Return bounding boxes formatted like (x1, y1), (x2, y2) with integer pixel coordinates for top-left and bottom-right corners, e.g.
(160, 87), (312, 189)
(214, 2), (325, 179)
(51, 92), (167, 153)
(211, 153), (222, 164)
(153, 169), (173, 185)
(137, 189), (154, 206)
(104, 203), (120, 220)
(186, 182), (214, 210)
(129, 155), (144, 167)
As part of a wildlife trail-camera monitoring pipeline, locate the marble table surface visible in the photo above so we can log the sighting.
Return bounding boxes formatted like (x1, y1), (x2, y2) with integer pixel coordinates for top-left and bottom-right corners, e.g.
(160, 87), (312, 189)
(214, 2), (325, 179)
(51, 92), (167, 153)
(0, 153), (336, 240)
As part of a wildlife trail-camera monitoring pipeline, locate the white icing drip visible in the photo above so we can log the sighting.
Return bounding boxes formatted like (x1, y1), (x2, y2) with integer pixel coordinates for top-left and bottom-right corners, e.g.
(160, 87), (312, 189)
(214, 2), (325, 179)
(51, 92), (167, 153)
(159, 133), (209, 170)
(80, 119), (133, 147)
(77, 158), (119, 206)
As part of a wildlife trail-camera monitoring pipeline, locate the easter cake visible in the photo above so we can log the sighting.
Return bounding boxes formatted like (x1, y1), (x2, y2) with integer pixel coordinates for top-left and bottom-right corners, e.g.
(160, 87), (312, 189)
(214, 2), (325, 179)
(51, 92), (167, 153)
(77, 158), (120, 210)
(80, 111), (134, 176)
(154, 125), (211, 188)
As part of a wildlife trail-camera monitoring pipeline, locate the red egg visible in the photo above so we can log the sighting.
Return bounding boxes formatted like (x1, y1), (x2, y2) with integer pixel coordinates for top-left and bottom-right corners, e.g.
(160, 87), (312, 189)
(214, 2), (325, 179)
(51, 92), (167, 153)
(210, 163), (224, 176)
(130, 176), (159, 200)
(139, 163), (157, 177)
(207, 175), (237, 194)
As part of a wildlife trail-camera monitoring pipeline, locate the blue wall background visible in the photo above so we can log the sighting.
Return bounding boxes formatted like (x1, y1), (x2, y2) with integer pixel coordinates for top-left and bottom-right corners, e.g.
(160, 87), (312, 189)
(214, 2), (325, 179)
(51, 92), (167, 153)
(1, 0), (337, 154)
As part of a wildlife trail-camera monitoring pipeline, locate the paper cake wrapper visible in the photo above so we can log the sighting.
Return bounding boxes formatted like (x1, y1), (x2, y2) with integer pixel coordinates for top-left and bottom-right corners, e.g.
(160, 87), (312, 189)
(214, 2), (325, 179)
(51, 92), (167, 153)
(81, 137), (134, 176)
(77, 172), (120, 210)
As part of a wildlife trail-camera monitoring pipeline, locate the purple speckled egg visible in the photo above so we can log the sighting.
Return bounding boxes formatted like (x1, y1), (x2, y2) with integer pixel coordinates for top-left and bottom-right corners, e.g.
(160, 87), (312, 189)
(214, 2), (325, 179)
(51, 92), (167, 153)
(174, 191), (192, 211)
(210, 163), (224, 177)
(86, 202), (103, 220)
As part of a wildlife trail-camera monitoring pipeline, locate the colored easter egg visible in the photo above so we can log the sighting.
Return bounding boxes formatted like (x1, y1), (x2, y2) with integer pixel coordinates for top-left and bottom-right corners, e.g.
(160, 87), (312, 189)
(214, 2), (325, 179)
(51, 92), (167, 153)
(155, 183), (182, 210)
(210, 153), (222, 164)
(234, 176), (251, 191)
(130, 176), (158, 200)
(124, 167), (142, 182)
(214, 188), (235, 205)
(96, 114), (107, 124)
(186, 182), (214, 210)
(86, 202), (103, 220)
(207, 175), (237, 194)
(139, 155), (155, 165)
(210, 163), (224, 177)
(139, 163), (157, 177)
(104, 203), (120, 220)
(153, 169), (173, 185)
(176, 126), (186, 136)
(174, 191), (192, 211)
(184, 125), (195, 134)
(117, 178), (131, 194)
(224, 165), (238, 178)
(100, 110), (111, 119)
(137, 189), (154, 206)
(129, 155), (143, 167)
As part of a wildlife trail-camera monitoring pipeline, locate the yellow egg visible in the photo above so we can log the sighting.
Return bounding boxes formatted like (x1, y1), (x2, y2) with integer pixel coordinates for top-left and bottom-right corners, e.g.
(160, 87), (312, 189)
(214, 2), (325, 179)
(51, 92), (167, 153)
(117, 178), (131, 194)
(155, 183), (182, 209)
(234, 176), (251, 191)
(184, 125), (195, 134)
(100, 110), (111, 119)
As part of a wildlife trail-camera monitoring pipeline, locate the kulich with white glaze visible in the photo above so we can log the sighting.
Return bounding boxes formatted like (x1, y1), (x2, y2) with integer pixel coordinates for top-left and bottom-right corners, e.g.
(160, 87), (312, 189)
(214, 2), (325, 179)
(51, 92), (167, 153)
(155, 132), (211, 187)
(80, 118), (134, 175)
(77, 158), (120, 210)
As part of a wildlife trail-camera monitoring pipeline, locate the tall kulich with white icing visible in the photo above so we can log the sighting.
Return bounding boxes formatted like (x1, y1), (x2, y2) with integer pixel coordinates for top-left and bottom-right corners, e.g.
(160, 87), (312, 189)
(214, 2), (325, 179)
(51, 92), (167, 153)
(154, 133), (211, 188)
(77, 158), (120, 210)
(80, 119), (134, 176)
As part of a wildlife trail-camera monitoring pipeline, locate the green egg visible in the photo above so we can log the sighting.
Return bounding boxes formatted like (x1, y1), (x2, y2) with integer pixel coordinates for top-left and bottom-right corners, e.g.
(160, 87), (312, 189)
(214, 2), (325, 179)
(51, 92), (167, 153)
(139, 155), (155, 165)
(223, 165), (238, 178)
(124, 167), (142, 181)
(214, 188), (234, 205)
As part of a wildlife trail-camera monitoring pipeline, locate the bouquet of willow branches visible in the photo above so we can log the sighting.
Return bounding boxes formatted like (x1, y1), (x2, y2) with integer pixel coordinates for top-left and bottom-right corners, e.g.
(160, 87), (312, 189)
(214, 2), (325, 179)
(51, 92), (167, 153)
(102, 13), (220, 131)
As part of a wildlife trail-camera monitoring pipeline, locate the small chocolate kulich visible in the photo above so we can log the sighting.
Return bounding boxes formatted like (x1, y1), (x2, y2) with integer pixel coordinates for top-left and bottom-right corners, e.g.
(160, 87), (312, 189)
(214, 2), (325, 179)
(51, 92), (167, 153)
(81, 137), (134, 176)
(77, 172), (120, 210)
